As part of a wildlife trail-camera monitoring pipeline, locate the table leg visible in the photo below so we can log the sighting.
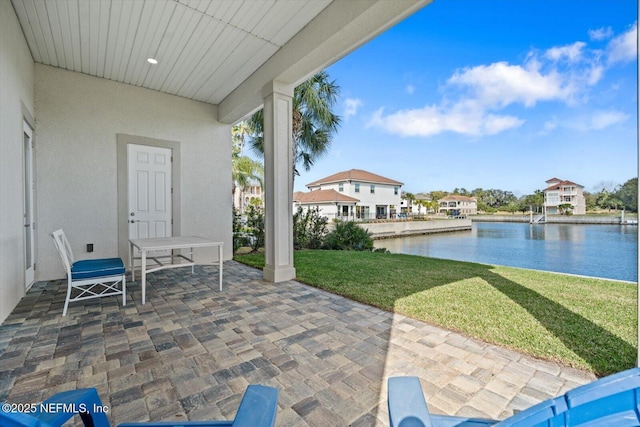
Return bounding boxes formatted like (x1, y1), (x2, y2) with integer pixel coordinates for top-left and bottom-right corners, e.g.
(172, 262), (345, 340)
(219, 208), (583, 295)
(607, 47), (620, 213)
(130, 242), (135, 281)
(219, 244), (223, 291)
(191, 247), (195, 274)
(141, 250), (147, 305)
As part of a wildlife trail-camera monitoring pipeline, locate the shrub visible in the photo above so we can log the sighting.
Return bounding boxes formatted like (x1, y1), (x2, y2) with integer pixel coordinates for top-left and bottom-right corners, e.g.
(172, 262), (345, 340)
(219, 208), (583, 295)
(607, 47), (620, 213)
(232, 209), (245, 252)
(323, 221), (374, 251)
(293, 206), (328, 249)
(245, 204), (265, 252)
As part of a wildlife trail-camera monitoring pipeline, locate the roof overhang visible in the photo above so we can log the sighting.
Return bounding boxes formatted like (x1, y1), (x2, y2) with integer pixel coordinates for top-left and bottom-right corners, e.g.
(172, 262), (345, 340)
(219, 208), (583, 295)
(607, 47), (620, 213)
(11, 0), (432, 124)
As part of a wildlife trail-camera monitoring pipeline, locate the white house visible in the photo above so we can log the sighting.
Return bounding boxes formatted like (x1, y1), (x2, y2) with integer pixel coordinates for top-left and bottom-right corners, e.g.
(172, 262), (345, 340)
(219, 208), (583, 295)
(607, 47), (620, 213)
(293, 190), (359, 220)
(0, 0), (430, 323)
(400, 192), (433, 215)
(302, 169), (403, 220)
(543, 178), (586, 215)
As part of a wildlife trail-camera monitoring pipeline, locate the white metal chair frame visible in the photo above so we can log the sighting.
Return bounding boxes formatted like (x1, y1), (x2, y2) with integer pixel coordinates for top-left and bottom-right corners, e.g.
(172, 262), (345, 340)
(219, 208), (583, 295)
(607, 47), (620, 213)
(52, 229), (126, 316)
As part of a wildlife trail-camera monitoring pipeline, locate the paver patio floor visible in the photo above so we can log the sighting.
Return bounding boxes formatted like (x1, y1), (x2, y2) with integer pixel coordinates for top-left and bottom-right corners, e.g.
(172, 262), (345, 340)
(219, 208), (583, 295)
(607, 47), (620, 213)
(0, 261), (595, 426)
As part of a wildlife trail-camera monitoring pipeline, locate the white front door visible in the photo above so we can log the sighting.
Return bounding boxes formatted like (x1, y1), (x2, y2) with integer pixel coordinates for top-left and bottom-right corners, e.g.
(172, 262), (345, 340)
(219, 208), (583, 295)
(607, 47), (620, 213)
(23, 121), (35, 289)
(127, 144), (172, 244)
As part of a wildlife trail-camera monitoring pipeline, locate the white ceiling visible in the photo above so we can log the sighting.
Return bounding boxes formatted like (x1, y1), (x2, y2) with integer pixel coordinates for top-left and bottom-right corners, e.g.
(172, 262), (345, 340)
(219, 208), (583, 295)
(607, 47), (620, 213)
(11, 0), (431, 123)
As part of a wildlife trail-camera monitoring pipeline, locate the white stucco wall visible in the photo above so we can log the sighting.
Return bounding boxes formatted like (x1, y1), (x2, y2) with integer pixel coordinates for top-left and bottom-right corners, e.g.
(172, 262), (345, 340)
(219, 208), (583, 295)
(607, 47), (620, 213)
(35, 65), (232, 281)
(0, 1), (35, 323)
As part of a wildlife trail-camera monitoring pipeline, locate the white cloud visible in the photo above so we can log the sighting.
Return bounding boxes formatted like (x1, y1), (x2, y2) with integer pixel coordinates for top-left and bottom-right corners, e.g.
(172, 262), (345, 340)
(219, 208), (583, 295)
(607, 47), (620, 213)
(447, 61), (573, 107)
(589, 110), (629, 129)
(586, 65), (604, 85)
(607, 21), (637, 64)
(542, 119), (558, 133)
(545, 41), (587, 63)
(589, 27), (613, 41)
(367, 102), (523, 137)
(405, 84), (416, 95)
(570, 110), (629, 131)
(343, 98), (363, 119)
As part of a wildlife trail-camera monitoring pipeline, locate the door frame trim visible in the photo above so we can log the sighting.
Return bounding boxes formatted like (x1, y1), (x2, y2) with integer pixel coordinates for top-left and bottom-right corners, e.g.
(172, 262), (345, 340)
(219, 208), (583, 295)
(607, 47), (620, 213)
(117, 134), (181, 267)
(23, 119), (35, 289)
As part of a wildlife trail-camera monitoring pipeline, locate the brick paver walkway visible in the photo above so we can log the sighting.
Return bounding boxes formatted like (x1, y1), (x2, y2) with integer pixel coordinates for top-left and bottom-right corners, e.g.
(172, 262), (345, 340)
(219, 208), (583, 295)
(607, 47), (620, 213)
(0, 261), (595, 426)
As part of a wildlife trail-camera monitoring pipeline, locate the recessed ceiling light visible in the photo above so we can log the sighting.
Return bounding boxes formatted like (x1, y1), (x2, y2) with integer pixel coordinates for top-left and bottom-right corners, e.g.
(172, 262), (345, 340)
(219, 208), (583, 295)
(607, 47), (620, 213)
(147, 58), (158, 65)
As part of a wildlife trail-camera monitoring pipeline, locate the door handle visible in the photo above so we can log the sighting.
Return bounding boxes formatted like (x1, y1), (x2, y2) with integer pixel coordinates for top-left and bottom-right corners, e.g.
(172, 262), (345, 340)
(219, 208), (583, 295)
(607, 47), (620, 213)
(24, 223), (30, 228)
(129, 220), (135, 224)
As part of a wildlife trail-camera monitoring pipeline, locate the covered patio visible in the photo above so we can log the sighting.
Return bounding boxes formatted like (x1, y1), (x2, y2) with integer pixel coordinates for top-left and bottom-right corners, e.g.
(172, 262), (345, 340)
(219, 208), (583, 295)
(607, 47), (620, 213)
(0, 262), (594, 426)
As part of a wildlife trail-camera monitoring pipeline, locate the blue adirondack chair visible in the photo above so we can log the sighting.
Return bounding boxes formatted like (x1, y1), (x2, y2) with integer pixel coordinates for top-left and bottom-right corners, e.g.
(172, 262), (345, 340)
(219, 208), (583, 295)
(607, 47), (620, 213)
(1, 385), (277, 427)
(388, 367), (640, 427)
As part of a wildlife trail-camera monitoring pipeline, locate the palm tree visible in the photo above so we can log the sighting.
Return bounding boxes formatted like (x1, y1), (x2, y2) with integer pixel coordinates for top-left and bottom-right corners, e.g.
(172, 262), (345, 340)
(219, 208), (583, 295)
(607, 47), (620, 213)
(402, 192), (415, 215)
(245, 71), (341, 178)
(232, 123), (263, 206)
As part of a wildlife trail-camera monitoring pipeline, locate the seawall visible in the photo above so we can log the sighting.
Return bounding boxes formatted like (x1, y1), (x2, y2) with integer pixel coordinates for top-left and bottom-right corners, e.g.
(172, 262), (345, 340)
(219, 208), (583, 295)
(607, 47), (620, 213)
(362, 219), (472, 239)
(472, 215), (635, 224)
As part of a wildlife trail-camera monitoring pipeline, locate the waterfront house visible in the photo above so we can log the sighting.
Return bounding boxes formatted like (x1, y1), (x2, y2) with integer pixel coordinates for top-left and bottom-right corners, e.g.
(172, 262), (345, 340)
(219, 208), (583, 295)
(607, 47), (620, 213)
(438, 195), (478, 216)
(233, 180), (263, 214)
(543, 178), (586, 215)
(1, 0), (429, 322)
(293, 189), (360, 220)
(400, 192), (433, 215)
(302, 169), (403, 220)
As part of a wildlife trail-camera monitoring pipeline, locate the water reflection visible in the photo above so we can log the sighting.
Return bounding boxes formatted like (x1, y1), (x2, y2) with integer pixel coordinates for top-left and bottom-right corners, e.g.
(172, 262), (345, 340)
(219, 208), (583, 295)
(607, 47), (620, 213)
(376, 222), (638, 281)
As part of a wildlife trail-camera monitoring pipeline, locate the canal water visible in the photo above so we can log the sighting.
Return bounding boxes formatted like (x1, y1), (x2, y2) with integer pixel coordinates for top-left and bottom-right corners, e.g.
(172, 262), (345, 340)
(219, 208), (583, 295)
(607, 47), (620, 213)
(375, 222), (638, 282)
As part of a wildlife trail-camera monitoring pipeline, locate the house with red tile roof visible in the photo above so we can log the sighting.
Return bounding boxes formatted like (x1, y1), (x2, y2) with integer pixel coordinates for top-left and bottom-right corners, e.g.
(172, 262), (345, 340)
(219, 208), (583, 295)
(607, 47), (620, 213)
(438, 195), (478, 216)
(543, 178), (586, 215)
(296, 169), (403, 220)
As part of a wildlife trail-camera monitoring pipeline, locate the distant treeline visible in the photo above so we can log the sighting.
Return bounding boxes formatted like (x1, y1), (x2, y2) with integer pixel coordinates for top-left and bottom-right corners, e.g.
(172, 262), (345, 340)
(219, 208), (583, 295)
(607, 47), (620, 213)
(408, 177), (638, 214)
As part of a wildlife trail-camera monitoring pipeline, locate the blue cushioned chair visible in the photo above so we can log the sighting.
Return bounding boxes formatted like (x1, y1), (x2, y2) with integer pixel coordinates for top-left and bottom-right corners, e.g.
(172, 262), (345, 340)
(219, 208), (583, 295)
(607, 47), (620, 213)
(0, 388), (110, 427)
(389, 367), (640, 427)
(117, 384), (279, 427)
(52, 229), (126, 316)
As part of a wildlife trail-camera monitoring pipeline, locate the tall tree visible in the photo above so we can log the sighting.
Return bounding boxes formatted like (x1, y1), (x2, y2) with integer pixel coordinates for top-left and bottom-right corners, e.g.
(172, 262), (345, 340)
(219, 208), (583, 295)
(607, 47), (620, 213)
(232, 123), (263, 203)
(246, 71), (341, 178)
(615, 178), (638, 212)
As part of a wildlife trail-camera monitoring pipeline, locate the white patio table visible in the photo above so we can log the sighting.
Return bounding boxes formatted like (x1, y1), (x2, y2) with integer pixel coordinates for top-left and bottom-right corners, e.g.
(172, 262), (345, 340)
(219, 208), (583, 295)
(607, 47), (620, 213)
(129, 236), (223, 304)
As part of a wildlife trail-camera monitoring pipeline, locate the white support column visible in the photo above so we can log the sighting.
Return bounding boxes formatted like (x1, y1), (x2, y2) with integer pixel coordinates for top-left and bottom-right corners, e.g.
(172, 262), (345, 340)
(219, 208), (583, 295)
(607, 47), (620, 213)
(262, 81), (296, 282)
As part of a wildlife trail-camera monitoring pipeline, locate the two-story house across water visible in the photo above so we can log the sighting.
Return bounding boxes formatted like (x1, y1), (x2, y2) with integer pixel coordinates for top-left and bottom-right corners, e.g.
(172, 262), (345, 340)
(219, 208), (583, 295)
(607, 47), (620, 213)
(438, 195), (478, 216)
(295, 169), (403, 220)
(543, 178), (586, 215)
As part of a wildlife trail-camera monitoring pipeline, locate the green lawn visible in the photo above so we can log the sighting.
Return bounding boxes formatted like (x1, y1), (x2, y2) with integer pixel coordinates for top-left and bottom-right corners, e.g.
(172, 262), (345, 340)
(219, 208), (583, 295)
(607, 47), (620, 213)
(235, 250), (637, 376)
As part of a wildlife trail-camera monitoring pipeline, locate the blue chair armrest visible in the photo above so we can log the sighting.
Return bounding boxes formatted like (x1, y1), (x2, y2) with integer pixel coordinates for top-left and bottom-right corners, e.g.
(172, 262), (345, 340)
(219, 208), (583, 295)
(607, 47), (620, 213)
(231, 385), (278, 427)
(118, 385), (278, 427)
(388, 376), (434, 427)
(118, 422), (233, 427)
(388, 377), (498, 427)
(496, 368), (640, 426)
(430, 414), (499, 426)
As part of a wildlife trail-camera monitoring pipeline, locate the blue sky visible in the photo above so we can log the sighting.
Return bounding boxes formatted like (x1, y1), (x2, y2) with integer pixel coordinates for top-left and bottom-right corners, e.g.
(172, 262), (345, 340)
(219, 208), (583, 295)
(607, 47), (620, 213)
(293, 0), (638, 196)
